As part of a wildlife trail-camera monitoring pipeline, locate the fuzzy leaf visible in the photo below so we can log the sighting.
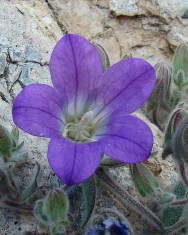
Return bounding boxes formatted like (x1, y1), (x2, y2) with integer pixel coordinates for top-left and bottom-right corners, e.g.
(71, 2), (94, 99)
(50, 222), (66, 235)
(0, 168), (11, 195)
(20, 161), (40, 201)
(10, 127), (19, 147)
(130, 164), (159, 197)
(34, 200), (48, 225)
(0, 125), (12, 159)
(0, 166), (17, 198)
(159, 192), (175, 204)
(161, 206), (183, 227)
(44, 189), (69, 224)
(173, 181), (186, 200)
(80, 176), (96, 227)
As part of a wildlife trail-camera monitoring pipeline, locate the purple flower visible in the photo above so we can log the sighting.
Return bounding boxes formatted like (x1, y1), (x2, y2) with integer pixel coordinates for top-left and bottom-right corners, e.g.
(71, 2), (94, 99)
(12, 34), (156, 185)
(88, 218), (132, 235)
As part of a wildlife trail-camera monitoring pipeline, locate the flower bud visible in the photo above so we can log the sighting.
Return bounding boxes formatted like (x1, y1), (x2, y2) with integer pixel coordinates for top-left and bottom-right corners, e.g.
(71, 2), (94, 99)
(172, 117), (188, 164)
(163, 108), (188, 159)
(171, 116), (188, 189)
(145, 61), (172, 130)
(172, 43), (188, 90)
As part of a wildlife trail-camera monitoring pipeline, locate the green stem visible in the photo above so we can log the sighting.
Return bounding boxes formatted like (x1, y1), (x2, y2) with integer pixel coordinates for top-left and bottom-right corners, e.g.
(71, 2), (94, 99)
(171, 198), (188, 206)
(96, 168), (164, 232)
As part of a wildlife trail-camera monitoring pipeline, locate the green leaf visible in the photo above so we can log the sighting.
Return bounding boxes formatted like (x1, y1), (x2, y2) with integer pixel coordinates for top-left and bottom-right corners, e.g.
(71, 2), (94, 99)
(159, 192), (175, 204)
(33, 200), (48, 225)
(80, 176), (96, 226)
(10, 152), (28, 163)
(173, 181), (186, 200)
(44, 189), (69, 224)
(0, 166), (17, 198)
(20, 161), (40, 201)
(0, 168), (11, 196)
(0, 125), (12, 159)
(50, 222), (66, 235)
(130, 164), (160, 197)
(10, 127), (19, 147)
(161, 206), (183, 227)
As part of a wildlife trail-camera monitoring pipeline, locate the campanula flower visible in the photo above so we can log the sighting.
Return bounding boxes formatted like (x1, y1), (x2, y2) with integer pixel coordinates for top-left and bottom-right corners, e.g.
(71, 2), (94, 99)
(88, 218), (132, 235)
(12, 34), (156, 185)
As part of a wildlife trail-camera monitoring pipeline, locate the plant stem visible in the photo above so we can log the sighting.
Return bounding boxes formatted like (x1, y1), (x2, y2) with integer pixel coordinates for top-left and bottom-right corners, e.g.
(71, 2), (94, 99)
(178, 160), (188, 189)
(96, 168), (164, 232)
(98, 207), (128, 221)
(0, 200), (33, 214)
(171, 198), (188, 206)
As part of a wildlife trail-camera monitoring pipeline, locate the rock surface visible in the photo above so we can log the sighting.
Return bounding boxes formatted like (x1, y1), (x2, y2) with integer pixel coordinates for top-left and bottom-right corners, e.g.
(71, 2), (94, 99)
(110, 0), (146, 16)
(0, 0), (187, 234)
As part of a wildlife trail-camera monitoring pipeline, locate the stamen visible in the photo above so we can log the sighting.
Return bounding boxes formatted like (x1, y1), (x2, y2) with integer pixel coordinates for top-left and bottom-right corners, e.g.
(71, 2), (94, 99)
(63, 108), (108, 143)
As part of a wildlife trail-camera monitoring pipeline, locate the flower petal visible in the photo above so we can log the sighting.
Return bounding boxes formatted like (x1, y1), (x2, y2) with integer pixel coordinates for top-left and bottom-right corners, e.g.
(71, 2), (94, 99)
(50, 34), (103, 113)
(48, 138), (103, 185)
(97, 115), (153, 163)
(96, 58), (156, 115)
(12, 84), (63, 138)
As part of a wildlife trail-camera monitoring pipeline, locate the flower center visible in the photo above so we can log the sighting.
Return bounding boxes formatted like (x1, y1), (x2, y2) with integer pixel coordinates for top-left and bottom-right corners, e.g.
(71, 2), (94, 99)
(63, 110), (107, 143)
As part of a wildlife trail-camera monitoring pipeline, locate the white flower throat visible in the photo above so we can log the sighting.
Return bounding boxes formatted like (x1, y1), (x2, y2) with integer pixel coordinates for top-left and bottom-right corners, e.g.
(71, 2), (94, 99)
(63, 109), (107, 143)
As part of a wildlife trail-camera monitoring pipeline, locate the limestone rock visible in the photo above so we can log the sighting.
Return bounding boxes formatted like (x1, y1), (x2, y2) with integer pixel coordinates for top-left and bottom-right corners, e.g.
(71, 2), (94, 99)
(167, 26), (188, 50)
(110, 0), (146, 16)
(46, 0), (105, 38)
(155, 0), (188, 18)
(0, 53), (7, 76)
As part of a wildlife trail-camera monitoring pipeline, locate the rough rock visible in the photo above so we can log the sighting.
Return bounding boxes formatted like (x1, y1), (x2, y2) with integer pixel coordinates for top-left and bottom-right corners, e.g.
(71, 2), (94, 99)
(110, 0), (188, 19)
(0, 1), (62, 62)
(155, 0), (188, 18)
(46, 0), (105, 38)
(110, 0), (146, 16)
(167, 25), (188, 50)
